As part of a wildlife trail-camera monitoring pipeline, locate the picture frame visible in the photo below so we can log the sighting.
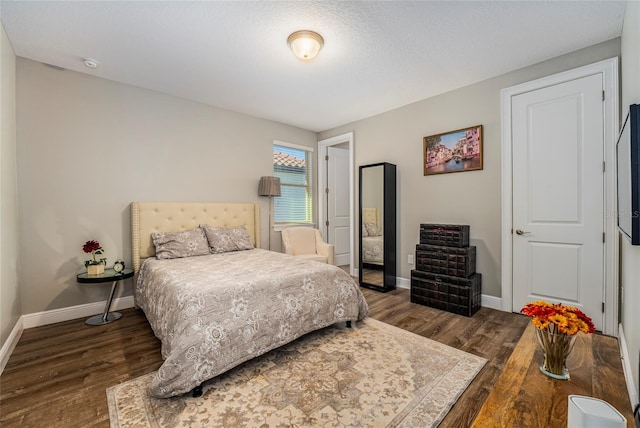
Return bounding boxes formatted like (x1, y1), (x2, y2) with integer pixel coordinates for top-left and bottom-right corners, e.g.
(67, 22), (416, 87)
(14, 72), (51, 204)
(423, 125), (483, 175)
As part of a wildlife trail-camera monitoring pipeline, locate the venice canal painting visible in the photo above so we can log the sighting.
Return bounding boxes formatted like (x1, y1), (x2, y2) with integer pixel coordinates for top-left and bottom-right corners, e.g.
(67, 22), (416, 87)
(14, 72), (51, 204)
(423, 125), (483, 175)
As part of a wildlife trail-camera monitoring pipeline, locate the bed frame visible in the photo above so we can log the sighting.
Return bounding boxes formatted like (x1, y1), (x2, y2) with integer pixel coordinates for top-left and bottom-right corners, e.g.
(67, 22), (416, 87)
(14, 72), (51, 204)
(131, 201), (261, 275)
(130, 201), (357, 397)
(130, 201), (262, 397)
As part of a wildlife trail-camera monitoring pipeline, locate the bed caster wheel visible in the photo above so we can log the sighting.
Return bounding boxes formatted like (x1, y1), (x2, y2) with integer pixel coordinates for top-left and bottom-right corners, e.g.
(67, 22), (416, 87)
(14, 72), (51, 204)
(192, 385), (203, 397)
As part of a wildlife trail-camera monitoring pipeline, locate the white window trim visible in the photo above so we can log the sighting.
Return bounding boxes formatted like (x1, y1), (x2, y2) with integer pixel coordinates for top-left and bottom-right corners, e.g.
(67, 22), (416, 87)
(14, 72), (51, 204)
(273, 140), (314, 226)
(274, 140), (315, 152)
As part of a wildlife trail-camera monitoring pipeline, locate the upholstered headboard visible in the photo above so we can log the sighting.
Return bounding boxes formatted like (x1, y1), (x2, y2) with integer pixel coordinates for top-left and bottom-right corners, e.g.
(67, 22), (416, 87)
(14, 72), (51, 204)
(362, 207), (380, 228)
(131, 202), (260, 274)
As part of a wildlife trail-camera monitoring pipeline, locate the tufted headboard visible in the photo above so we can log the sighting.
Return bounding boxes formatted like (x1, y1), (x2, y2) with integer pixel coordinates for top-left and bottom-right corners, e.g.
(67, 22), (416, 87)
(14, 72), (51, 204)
(362, 207), (380, 228)
(131, 202), (260, 274)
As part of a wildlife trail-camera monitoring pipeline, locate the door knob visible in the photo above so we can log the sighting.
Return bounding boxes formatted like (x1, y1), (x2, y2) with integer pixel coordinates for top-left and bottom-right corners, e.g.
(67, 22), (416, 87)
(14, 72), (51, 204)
(515, 229), (529, 235)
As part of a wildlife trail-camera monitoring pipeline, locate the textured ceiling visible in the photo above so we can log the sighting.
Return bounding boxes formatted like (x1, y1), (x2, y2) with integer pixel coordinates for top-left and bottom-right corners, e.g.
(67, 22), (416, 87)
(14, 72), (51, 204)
(0, 1), (626, 132)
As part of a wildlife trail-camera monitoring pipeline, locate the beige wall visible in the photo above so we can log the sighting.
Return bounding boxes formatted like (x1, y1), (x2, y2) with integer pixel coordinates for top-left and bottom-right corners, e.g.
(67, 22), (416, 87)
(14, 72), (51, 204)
(319, 38), (621, 298)
(620, 0), (640, 405)
(1, 22), (20, 348)
(15, 58), (317, 314)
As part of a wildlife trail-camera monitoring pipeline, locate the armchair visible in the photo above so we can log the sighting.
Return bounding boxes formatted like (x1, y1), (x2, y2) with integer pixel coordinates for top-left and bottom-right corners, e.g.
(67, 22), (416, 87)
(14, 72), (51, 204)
(281, 227), (335, 265)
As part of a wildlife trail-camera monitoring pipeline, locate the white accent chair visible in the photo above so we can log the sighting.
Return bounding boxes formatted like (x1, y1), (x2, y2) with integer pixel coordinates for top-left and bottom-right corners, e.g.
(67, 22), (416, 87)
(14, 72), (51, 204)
(281, 227), (335, 265)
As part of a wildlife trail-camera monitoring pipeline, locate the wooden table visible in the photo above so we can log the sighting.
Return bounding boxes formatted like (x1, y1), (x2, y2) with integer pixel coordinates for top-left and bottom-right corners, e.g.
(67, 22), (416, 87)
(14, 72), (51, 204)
(472, 323), (634, 427)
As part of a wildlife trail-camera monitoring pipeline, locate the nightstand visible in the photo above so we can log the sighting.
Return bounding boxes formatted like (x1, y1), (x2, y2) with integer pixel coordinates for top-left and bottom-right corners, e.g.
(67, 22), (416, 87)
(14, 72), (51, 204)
(76, 268), (134, 326)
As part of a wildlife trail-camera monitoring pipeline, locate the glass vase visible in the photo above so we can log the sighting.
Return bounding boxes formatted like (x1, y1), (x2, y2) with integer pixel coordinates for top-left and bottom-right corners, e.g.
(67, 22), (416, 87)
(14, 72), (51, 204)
(535, 327), (576, 380)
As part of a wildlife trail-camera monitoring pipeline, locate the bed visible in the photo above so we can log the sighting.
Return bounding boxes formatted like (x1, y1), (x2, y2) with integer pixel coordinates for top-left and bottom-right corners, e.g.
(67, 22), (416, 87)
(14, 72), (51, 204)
(131, 201), (369, 398)
(362, 207), (383, 266)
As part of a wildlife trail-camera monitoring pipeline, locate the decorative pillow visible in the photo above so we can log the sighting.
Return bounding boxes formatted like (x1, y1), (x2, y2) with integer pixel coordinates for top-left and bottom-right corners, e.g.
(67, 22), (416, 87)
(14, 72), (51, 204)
(362, 225), (369, 237)
(364, 222), (381, 236)
(200, 224), (254, 253)
(151, 228), (210, 260)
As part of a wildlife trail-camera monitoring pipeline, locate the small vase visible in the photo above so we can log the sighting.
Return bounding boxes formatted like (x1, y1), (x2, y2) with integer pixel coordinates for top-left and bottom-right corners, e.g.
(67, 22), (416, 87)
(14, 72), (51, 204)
(535, 327), (576, 380)
(87, 263), (105, 275)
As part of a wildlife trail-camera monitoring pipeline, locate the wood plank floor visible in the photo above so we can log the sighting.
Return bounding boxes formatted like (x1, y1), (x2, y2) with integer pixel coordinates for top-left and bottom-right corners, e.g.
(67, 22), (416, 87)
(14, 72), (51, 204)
(0, 287), (627, 427)
(473, 323), (634, 427)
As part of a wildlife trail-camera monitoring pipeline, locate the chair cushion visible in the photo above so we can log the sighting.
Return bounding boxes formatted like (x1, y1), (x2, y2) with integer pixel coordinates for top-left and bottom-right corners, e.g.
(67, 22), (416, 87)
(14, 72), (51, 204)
(285, 228), (317, 255)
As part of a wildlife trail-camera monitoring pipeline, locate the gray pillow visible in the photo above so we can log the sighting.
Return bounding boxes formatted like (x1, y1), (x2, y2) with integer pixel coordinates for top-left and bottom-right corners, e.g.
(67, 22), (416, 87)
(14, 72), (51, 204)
(364, 222), (381, 236)
(200, 224), (254, 253)
(151, 228), (210, 259)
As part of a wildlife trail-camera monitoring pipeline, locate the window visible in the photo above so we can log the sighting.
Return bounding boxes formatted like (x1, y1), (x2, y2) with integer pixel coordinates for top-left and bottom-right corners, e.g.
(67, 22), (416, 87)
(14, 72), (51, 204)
(273, 142), (313, 224)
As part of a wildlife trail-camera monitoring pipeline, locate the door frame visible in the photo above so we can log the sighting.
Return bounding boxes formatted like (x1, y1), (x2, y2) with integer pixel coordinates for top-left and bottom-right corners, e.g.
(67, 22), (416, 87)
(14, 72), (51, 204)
(500, 58), (619, 336)
(318, 132), (355, 275)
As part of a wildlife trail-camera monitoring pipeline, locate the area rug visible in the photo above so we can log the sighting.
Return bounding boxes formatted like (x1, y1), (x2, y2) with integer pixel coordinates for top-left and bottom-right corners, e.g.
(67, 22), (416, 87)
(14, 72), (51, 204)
(106, 318), (486, 427)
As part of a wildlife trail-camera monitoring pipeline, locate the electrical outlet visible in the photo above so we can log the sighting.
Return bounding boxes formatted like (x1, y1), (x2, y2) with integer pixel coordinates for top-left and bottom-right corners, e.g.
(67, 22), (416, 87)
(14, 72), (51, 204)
(408, 254), (414, 265)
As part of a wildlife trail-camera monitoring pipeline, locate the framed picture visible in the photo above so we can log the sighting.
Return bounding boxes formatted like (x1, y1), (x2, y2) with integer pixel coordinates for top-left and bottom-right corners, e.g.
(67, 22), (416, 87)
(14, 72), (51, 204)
(423, 125), (483, 175)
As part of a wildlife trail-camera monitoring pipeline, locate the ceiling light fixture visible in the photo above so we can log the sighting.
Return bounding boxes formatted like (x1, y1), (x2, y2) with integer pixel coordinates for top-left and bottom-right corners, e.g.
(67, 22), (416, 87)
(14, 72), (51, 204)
(82, 58), (99, 69)
(287, 30), (324, 61)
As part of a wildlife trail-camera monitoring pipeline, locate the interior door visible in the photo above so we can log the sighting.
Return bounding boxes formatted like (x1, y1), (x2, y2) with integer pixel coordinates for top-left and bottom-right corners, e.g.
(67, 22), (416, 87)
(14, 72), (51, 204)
(327, 145), (350, 266)
(511, 73), (604, 330)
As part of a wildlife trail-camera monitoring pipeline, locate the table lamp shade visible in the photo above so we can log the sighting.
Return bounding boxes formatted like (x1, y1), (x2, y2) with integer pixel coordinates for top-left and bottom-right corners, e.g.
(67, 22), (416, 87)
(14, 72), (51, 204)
(258, 176), (281, 197)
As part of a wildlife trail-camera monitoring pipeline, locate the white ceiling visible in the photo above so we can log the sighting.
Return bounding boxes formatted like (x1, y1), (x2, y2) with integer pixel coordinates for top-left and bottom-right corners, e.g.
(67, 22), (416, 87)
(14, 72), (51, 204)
(0, 1), (626, 132)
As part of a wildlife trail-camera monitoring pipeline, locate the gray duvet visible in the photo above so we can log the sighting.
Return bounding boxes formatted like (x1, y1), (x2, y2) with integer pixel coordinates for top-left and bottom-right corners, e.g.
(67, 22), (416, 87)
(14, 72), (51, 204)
(136, 248), (369, 398)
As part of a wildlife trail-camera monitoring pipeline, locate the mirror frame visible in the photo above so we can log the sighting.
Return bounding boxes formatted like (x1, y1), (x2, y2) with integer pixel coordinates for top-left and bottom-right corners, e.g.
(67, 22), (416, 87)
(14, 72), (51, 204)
(358, 162), (396, 292)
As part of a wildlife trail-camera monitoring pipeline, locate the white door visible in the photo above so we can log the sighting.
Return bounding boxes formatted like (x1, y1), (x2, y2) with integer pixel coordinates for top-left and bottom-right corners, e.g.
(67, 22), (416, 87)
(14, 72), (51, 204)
(327, 145), (350, 266)
(511, 73), (604, 330)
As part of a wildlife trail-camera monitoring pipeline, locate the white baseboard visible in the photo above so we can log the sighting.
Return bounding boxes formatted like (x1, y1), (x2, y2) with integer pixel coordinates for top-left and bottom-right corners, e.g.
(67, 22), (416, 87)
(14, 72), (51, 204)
(481, 294), (502, 310)
(0, 317), (24, 376)
(1, 296), (135, 376)
(22, 295), (135, 329)
(619, 323), (639, 410)
(396, 277), (410, 289)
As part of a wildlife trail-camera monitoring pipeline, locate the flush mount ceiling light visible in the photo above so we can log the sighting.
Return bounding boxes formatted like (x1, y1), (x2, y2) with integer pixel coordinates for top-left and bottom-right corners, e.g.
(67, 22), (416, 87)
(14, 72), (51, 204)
(287, 30), (324, 61)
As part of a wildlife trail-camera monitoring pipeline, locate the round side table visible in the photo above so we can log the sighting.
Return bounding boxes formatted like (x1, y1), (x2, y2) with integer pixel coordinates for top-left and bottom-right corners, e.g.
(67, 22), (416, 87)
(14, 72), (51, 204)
(76, 268), (134, 326)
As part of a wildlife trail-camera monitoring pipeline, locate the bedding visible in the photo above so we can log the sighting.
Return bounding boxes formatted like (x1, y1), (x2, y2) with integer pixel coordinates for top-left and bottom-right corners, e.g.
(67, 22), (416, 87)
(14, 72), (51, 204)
(361, 207), (383, 265)
(151, 228), (210, 259)
(364, 221), (381, 237)
(200, 224), (254, 253)
(362, 235), (384, 265)
(136, 248), (368, 398)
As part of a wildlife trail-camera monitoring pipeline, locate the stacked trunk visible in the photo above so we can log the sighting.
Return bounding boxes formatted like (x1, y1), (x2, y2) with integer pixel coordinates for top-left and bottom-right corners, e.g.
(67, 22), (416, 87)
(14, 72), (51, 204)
(410, 224), (481, 317)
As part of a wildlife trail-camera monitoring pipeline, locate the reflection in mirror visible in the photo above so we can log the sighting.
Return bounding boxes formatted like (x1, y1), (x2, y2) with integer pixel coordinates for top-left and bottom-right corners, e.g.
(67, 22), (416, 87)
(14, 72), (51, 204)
(361, 166), (384, 287)
(359, 162), (396, 292)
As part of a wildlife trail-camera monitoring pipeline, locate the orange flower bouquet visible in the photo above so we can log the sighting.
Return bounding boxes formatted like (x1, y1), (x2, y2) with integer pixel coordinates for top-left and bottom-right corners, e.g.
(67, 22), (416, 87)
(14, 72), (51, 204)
(521, 300), (595, 379)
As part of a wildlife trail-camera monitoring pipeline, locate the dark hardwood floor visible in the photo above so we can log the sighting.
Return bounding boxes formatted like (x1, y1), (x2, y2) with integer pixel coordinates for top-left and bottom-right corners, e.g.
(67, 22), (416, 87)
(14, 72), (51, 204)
(0, 287), (627, 427)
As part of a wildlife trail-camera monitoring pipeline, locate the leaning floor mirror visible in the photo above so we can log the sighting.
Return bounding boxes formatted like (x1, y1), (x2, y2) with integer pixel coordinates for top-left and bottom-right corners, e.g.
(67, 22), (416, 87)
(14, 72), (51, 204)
(359, 162), (396, 292)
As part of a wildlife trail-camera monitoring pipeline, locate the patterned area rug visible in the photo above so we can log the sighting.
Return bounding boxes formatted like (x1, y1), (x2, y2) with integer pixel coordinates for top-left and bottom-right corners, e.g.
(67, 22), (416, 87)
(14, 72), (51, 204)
(106, 318), (486, 427)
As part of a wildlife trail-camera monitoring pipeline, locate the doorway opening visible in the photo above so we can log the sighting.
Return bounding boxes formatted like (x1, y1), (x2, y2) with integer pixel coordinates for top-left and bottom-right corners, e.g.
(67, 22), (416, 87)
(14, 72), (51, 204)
(318, 132), (355, 275)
